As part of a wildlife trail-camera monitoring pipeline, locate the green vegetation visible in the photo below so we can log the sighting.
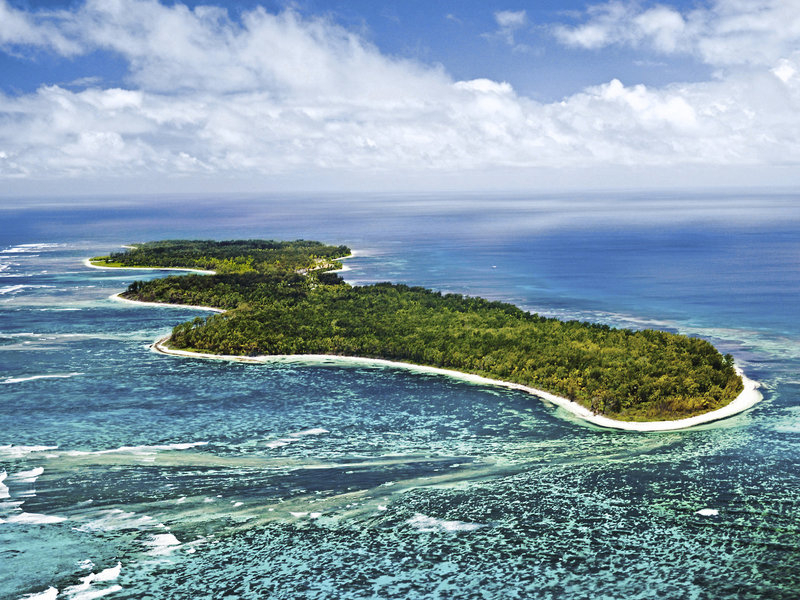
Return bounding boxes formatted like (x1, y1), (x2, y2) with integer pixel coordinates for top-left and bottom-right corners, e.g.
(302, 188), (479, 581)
(89, 259), (130, 268)
(110, 239), (743, 422)
(90, 239), (350, 274)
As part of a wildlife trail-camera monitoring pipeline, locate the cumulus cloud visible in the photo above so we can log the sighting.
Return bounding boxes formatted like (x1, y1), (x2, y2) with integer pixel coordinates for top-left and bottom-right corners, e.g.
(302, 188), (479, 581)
(552, 2), (689, 52)
(0, 0), (799, 189)
(553, 0), (800, 68)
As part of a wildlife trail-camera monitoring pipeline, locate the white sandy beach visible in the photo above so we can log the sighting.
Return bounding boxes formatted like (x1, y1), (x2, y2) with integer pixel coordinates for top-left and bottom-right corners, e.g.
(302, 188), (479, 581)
(328, 251), (357, 273)
(150, 335), (762, 433)
(91, 253), (762, 432)
(110, 293), (225, 313)
(83, 257), (216, 275)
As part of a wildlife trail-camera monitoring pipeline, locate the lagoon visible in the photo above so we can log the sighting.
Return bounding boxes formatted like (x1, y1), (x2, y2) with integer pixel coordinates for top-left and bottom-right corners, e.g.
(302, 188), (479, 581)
(1, 192), (799, 599)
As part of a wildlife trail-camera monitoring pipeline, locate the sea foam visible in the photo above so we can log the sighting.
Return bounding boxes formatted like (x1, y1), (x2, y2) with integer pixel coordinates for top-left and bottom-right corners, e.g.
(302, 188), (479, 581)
(92, 563), (122, 582)
(0, 466), (68, 524)
(0, 284), (55, 295)
(264, 439), (295, 449)
(0, 445), (58, 458)
(16, 587), (59, 600)
(77, 509), (155, 532)
(146, 532), (181, 555)
(0, 285), (29, 295)
(289, 428), (330, 437)
(11, 467), (44, 481)
(65, 441), (208, 457)
(406, 513), (485, 533)
(61, 562), (122, 600)
(4, 512), (67, 524)
(264, 428), (330, 448)
(2, 373), (83, 385)
(1, 243), (62, 254)
(62, 572), (122, 600)
(3, 466), (44, 500)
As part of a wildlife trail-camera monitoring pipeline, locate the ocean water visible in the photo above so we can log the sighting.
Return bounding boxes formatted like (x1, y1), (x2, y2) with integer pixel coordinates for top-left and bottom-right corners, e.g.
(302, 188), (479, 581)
(1, 192), (798, 599)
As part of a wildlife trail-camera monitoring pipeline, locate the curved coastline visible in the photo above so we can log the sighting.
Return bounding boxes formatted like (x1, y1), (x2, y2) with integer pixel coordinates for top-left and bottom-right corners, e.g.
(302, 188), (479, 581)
(89, 254), (762, 432)
(149, 334), (761, 432)
(328, 250), (359, 273)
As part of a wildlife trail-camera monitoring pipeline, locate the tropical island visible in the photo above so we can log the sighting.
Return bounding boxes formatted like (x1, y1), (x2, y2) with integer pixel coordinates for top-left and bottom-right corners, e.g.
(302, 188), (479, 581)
(89, 239), (758, 430)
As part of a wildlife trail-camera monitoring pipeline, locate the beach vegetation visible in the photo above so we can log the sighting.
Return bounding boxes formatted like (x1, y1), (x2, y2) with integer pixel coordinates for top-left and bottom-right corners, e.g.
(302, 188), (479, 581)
(116, 240), (743, 422)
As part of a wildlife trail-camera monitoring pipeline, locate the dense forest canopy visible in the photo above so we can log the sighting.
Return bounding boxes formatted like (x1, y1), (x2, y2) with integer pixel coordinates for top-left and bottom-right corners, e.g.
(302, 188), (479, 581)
(90, 239), (350, 274)
(97, 240), (743, 422)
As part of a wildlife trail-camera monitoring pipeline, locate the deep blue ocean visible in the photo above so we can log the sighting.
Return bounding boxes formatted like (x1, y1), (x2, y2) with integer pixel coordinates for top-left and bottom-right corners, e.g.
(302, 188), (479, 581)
(1, 192), (798, 599)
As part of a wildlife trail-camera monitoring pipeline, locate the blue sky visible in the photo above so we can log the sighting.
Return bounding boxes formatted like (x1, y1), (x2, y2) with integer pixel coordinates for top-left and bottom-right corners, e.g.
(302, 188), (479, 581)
(2, 0), (710, 100)
(1, 0), (799, 194)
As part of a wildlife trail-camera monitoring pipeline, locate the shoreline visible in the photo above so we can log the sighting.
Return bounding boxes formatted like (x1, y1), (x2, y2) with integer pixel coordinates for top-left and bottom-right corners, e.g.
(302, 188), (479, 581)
(110, 292), (226, 313)
(89, 253), (762, 432)
(83, 257), (216, 275)
(329, 250), (357, 273)
(150, 335), (762, 433)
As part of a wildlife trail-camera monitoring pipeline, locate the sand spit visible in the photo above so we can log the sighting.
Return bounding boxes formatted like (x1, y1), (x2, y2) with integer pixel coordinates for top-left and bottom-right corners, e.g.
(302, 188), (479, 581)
(83, 258), (216, 275)
(110, 293), (224, 313)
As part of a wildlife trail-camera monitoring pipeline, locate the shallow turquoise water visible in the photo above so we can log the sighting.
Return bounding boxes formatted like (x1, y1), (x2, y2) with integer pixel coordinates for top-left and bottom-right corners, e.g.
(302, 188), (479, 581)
(1, 193), (798, 599)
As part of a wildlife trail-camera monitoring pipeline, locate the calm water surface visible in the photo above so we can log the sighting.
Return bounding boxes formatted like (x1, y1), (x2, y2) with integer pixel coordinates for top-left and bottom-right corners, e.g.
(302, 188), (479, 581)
(1, 192), (798, 599)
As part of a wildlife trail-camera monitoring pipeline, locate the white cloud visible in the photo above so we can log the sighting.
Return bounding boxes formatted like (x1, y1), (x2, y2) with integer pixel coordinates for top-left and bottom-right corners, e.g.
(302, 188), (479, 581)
(634, 6), (686, 53)
(553, 0), (800, 68)
(495, 10), (528, 30)
(772, 59), (796, 84)
(488, 9), (528, 46)
(553, 1), (631, 49)
(0, 0), (799, 191)
(0, 0), (81, 55)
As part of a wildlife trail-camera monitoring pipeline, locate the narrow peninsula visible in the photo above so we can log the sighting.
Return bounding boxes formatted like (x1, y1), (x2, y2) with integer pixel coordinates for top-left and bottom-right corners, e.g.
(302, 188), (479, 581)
(90, 239), (760, 430)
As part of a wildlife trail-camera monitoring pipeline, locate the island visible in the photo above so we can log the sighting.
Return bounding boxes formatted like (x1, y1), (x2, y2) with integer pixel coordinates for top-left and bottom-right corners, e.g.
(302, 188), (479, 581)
(89, 239), (760, 431)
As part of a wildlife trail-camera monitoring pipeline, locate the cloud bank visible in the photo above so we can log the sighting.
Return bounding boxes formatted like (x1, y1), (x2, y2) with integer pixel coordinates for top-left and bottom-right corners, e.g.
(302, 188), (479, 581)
(0, 0), (799, 192)
(553, 0), (800, 67)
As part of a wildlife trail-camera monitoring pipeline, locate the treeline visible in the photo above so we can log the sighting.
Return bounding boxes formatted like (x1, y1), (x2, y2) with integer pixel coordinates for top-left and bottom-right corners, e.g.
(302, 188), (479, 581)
(92, 239), (350, 274)
(118, 240), (743, 422)
(125, 271), (338, 310)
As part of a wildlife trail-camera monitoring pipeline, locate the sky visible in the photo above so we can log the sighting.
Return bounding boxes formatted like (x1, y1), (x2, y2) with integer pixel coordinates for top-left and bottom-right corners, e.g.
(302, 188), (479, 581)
(1, 0), (799, 195)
